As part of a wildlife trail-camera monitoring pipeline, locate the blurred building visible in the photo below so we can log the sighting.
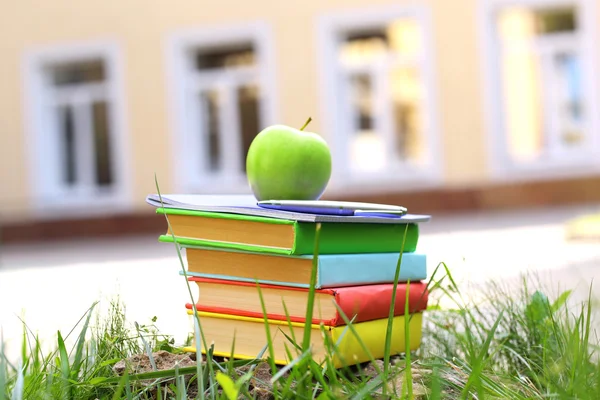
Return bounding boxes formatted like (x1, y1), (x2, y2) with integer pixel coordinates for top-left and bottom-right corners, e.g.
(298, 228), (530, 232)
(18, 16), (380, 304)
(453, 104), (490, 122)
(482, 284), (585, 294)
(1, 0), (599, 242)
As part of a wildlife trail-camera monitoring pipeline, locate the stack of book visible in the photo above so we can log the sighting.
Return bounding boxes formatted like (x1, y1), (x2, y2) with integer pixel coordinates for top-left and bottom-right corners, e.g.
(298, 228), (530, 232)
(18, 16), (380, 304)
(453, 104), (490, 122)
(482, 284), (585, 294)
(146, 194), (431, 368)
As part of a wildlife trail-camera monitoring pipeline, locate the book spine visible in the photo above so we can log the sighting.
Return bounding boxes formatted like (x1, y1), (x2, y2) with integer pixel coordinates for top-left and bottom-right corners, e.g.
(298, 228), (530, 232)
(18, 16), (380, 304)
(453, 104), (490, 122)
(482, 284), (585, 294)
(184, 282), (428, 327)
(317, 252), (427, 288)
(330, 313), (424, 368)
(184, 309), (424, 367)
(331, 282), (429, 325)
(159, 223), (419, 256)
(180, 252), (427, 289)
(292, 222), (420, 255)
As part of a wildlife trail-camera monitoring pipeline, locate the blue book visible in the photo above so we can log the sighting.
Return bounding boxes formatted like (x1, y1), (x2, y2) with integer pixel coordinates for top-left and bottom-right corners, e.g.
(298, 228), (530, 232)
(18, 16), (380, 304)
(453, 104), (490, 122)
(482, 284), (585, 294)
(179, 246), (427, 289)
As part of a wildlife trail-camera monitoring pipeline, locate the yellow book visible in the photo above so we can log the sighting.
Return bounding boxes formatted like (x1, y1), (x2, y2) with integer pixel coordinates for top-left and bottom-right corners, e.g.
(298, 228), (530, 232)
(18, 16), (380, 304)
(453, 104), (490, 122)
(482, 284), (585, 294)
(183, 310), (423, 368)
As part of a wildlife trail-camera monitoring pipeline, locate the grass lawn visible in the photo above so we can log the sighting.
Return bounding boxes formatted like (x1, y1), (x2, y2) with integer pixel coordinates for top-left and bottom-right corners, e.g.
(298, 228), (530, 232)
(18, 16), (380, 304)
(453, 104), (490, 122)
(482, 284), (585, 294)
(2, 258), (599, 399)
(3, 198), (600, 399)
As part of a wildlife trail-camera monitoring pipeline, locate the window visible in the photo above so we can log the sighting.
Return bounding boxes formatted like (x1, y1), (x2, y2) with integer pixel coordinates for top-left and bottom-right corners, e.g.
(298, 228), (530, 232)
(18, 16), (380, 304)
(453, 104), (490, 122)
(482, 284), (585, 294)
(167, 23), (277, 193)
(317, 7), (441, 187)
(482, 0), (600, 175)
(50, 60), (114, 189)
(24, 42), (130, 215)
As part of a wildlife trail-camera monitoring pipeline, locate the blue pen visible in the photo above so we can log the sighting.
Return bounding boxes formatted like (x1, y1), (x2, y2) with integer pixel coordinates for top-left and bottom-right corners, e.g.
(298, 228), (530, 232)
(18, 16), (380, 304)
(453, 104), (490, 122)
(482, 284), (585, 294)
(353, 210), (407, 218)
(257, 200), (407, 218)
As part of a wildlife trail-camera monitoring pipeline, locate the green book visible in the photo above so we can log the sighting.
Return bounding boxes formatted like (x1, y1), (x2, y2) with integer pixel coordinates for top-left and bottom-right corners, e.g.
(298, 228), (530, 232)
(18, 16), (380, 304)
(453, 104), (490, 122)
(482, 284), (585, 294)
(148, 194), (429, 256)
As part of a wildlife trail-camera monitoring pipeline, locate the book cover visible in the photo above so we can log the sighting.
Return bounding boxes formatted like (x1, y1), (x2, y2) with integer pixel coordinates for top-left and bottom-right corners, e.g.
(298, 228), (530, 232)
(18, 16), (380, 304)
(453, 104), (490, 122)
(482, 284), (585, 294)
(180, 247), (428, 288)
(157, 209), (421, 255)
(183, 310), (424, 368)
(185, 278), (429, 326)
(146, 194), (431, 224)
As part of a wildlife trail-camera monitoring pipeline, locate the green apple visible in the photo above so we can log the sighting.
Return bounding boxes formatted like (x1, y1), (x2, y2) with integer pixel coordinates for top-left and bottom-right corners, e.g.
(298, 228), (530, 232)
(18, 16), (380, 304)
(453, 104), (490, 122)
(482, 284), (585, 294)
(246, 118), (332, 201)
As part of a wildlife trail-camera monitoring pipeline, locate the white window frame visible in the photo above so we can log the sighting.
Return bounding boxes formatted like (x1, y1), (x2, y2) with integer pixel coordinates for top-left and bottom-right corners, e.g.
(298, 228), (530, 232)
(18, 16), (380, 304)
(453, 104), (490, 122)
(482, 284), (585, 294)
(165, 22), (278, 194)
(316, 5), (443, 195)
(23, 40), (132, 219)
(479, 0), (600, 182)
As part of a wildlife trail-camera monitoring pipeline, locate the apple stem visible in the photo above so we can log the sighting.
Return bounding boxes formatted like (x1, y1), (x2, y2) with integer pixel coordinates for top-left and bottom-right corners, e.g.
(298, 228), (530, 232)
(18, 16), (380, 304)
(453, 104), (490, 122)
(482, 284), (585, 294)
(299, 117), (312, 131)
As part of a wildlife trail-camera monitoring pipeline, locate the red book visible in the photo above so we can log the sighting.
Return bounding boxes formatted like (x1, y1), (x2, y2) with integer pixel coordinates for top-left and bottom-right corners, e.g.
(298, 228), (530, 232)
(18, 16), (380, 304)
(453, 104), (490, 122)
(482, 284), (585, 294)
(185, 277), (428, 326)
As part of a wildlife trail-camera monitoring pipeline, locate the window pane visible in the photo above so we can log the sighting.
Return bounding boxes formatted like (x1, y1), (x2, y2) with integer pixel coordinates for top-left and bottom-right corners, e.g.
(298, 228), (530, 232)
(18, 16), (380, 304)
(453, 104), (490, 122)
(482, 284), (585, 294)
(390, 66), (426, 165)
(340, 30), (388, 63)
(237, 85), (260, 172)
(340, 19), (425, 173)
(535, 8), (576, 34)
(555, 52), (584, 145)
(200, 90), (221, 172)
(500, 42), (545, 161)
(497, 6), (582, 162)
(52, 60), (105, 85)
(92, 101), (113, 186)
(340, 19), (422, 64)
(387, 19), (423, 57)
(499, 8), (545, 161)
(348, 73), (385, 172)
(195, 45), (255, 70)
(352, 74), (374, 131)
(498, 8), (536, 42)
(499, 7), (577, 39)
(59, 105), (77, 185)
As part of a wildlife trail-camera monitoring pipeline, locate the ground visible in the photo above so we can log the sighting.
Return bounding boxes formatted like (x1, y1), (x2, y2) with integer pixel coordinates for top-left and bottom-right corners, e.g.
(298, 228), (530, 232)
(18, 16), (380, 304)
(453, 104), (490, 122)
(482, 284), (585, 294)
(1, 203), (600, 366)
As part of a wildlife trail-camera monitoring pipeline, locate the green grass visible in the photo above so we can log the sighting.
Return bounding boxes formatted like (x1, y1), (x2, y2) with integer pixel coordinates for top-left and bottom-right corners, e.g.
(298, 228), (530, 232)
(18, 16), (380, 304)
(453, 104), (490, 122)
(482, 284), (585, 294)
(2, 262), (600, 399)
(2, 180), (600, 398)
(2, 263), (600, 399)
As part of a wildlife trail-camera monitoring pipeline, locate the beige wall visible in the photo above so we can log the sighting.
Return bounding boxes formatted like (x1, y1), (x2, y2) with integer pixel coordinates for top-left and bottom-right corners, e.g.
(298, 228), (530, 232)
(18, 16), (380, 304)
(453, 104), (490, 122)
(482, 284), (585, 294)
(0, 0), (558, 221)
(431, 0), (487, 186)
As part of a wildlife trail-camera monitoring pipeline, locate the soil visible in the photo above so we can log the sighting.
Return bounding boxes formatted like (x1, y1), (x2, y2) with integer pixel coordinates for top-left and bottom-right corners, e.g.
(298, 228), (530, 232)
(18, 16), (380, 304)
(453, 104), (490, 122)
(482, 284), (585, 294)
(112, 350), (199, 397)
(112, 351), (429, 399)
(112, 350), (199, 377)
(112, 351), (280, 399)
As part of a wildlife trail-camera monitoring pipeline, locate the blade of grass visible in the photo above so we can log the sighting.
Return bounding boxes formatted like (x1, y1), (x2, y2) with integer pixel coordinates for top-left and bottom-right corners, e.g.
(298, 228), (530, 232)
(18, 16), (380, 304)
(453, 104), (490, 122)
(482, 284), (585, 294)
(56, 330), (71, 398)
(110, 370), (129, 400)
(16, 302), (99, 399)
(154, 174), (208, 399)
(319, 323), (346, 380)
(134, 321), (157, 371)
(429, 366), (442, 400)
(216, 372), (239, 400)
(19, 321), (28, 376)
(278, 329), (302, 353)
(308, 358), (337, 398)
(383, 223), (409, 397)
(97, 358), (256, 385)
(191, 312), (207, 399)
(70, 302), (97, 382)
(461, 310), (505, 398)
(0, 330), (6, 399)
(331, 301), (379, 372)
(226, 332), (237, 375)
(255, 281), (278, 376)
(270, 348), (312, 384)
(281, 299), (298, 346)
(350, 372), (386, 400)
(124, 371), (133, 400)
(295, 222), (322, 398)
(10, 360), (23, 400)
(403, 280), (413, 399)
(301, 222), (322, 353)
(176, 369), (187, 400)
